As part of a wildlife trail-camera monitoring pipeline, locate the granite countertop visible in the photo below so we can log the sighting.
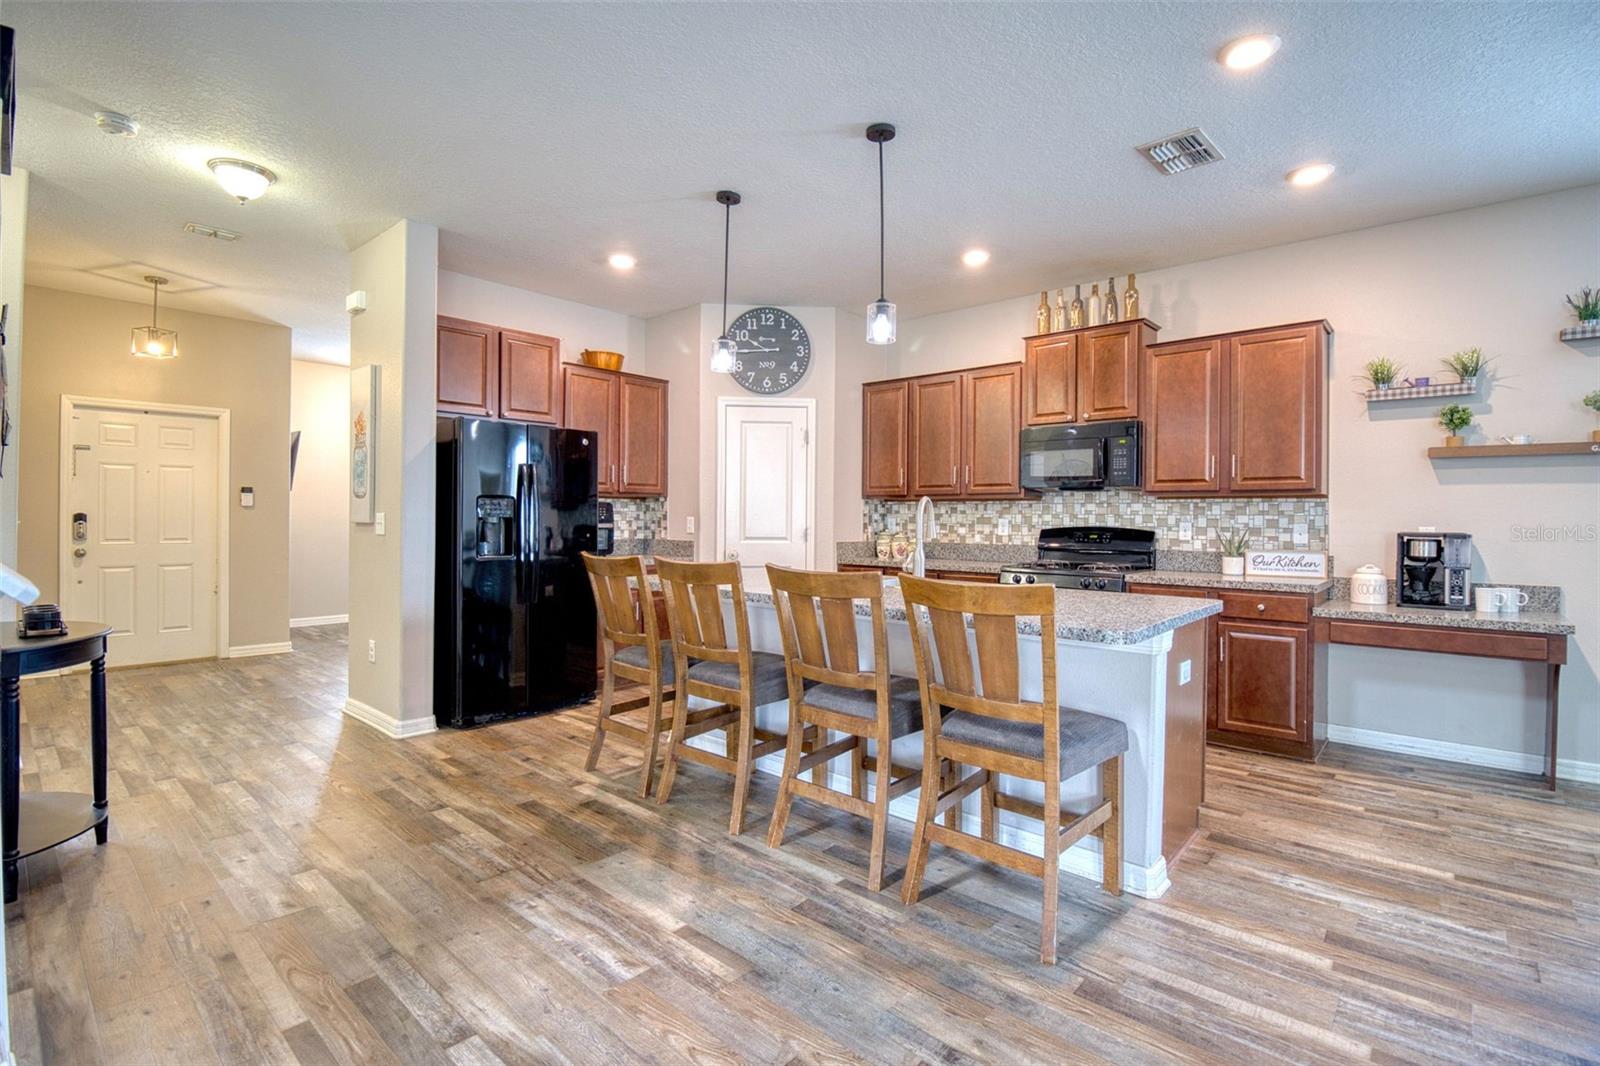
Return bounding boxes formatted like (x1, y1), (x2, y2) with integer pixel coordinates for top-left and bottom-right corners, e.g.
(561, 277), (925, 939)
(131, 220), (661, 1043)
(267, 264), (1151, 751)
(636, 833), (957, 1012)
(1126, 570), (1335, 595)
(736, 581), (1220, 646)
(1313, 599), (1576, 636)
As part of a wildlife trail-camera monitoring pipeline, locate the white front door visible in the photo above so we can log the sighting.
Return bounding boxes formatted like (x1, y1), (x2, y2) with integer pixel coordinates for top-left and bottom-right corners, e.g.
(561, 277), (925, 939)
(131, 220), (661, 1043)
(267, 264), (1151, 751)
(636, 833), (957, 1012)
(721, 400), (812, 588)
(64, 405), (220, 666)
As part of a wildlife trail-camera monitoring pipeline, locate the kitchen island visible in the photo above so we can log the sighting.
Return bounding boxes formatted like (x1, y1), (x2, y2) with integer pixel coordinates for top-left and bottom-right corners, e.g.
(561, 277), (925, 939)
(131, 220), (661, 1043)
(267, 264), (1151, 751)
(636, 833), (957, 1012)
(686, 580), (1221, 898)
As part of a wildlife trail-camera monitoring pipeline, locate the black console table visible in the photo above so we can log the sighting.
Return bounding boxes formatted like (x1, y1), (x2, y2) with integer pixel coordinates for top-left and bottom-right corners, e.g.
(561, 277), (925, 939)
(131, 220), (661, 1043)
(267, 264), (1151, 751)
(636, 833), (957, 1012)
(2, 622), (112, 903)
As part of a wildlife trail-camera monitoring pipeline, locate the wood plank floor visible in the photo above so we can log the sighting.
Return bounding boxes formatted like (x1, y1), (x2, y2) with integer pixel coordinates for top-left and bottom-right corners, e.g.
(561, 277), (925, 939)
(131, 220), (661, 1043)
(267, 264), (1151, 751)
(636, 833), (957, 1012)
(5, 624), (1598, 1065)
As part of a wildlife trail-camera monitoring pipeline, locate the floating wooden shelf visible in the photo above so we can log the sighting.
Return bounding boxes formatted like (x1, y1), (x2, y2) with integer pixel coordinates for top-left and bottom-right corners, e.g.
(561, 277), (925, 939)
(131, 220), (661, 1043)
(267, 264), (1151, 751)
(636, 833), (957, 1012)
(1366, 380), (1477, 403)
(1559, 322), (1600, 342)
(1427, 441), (1600, 459)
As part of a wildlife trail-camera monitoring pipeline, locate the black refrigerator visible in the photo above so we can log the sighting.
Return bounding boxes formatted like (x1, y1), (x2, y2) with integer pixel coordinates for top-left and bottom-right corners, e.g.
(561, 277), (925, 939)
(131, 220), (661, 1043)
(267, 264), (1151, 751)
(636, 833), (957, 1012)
(435, 417), (602, 728)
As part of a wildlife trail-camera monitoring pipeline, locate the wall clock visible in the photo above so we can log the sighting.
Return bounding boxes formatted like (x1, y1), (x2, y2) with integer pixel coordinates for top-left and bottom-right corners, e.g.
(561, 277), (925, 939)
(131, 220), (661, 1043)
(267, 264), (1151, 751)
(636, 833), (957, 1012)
(727, 307), (810, 394)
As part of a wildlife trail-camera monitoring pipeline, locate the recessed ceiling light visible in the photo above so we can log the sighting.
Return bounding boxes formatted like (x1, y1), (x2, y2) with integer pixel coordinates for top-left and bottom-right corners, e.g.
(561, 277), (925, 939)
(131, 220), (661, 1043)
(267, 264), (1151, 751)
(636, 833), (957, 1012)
(1286, 162), (1336, 187)
(961, 249), (991, 268)
(608, 253), (637, 271)
(207, 158), (276, 203)
(94, 111), (139, 137)
(1219, 34), (1281, 70)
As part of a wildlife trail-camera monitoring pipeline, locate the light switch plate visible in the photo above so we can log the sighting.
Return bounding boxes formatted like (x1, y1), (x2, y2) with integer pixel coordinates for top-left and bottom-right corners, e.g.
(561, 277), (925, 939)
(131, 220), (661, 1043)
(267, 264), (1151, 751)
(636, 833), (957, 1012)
(375, 512), (385, 535)
(1179, 659), (1192, 685)
(1179, 519), (1193, 542)
(686, 516), (695, 534)
(367, 639), (376, 663)
(997, 517), (1011, 536)
(1293, 523), (1309, 546)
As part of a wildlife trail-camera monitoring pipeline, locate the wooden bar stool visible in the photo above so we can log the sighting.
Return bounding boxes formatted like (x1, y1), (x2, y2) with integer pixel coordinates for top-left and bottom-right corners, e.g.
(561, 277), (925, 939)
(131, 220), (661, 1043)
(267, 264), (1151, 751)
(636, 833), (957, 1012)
(896, 574), (1127, 965)
(654, 559), (809, 835)
(764, 565), (933, 892)
(581, 553), (679, 797)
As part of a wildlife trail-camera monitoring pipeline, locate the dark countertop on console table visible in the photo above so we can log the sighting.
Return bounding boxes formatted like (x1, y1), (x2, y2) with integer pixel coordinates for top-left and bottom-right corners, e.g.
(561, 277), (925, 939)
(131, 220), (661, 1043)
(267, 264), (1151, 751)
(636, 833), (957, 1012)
(1313, 599), (1575, 636)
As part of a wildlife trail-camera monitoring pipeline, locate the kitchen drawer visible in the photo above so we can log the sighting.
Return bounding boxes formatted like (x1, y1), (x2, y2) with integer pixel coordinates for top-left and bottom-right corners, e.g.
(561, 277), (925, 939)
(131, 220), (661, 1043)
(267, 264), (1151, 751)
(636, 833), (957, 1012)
(1218, 591), (1311, 624)
(1135, 584), (1215, 600)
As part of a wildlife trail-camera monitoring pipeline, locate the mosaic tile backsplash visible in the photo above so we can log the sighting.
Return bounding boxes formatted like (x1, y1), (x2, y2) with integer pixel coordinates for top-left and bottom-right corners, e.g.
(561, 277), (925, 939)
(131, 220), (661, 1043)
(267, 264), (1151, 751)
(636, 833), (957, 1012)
(863, 490), (1329, 553)
(606, 497), (666, 540)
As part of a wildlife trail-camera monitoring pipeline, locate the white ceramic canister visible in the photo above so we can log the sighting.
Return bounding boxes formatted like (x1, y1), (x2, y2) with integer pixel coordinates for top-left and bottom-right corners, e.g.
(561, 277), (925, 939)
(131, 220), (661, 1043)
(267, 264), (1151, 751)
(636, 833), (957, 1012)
(1350, 564), (1389, 605)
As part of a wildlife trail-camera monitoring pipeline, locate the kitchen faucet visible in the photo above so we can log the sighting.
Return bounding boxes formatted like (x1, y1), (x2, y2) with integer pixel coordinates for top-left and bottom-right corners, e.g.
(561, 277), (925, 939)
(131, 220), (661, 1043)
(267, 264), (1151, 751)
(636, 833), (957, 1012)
(908, 495), (936, 578)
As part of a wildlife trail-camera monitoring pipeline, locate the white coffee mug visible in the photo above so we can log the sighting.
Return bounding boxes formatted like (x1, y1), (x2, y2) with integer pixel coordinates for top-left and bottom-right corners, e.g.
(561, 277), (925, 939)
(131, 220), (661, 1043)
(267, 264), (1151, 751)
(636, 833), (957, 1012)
(1492, 587), (1530, 614)
(1474, 587), (1499, 612)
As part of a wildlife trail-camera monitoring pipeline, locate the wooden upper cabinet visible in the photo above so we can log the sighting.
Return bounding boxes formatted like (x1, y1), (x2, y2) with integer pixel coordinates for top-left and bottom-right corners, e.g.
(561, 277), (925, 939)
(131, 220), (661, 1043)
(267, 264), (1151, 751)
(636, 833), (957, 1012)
(1078, 323), (1142, 422)
(962, 363), (1023, 496)
(1227, 323), (1326, 495)
(862, 380), (910, 498)
(909, 374), (963, 497)
(437, 317), (497, 417)
(1144, 338), (1223, 493)
(562, 364), (620, 495)
(1023, 334), (1077, 425)
(617, 375), (668, 496)
(498, 329), (562, 424)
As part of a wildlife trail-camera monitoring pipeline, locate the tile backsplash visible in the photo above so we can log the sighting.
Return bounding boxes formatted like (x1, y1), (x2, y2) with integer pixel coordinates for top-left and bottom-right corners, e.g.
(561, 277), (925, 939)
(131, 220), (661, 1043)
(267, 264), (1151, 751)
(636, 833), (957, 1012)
(863, 491), (1328, 552)
(606, 497), (666, 540)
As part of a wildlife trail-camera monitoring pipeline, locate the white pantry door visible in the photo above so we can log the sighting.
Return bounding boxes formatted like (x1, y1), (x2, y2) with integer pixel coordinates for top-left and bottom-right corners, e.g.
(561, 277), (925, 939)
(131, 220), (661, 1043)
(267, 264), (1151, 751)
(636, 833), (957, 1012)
(721, 401), (812, 589)
(64, 405), (220, 666)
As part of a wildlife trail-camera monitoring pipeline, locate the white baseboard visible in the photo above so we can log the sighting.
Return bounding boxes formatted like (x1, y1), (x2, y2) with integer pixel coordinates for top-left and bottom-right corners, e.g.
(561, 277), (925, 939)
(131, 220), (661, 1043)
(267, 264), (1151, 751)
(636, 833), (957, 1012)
(290, 614), (348, 629)
(227, 641), (293, 659)
(1328, 724), (1600, 784)
(343, 697), (438, 739)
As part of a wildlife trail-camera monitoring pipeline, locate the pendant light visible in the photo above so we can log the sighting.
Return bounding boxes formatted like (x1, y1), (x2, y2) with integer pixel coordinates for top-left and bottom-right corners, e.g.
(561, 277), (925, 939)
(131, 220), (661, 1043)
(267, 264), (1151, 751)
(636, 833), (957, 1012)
(131, 275), (178, 359)
(865, 122), (897, 345)
(709, 189), (741, 373)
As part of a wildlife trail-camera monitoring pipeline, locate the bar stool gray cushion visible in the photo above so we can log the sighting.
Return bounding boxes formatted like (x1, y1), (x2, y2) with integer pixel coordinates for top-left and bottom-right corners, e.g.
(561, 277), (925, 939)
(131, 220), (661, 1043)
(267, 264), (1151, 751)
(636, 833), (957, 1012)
(941, 705), (1128, 780)
(802, 676), (925, 737)
(687, 651), (790, 705)
(613, 642), (674, 683)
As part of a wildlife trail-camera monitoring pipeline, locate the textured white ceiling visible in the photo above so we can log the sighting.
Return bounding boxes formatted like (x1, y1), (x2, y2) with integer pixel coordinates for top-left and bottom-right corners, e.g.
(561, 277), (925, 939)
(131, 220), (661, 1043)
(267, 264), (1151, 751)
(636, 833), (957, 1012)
(7, 2), (1599, 363)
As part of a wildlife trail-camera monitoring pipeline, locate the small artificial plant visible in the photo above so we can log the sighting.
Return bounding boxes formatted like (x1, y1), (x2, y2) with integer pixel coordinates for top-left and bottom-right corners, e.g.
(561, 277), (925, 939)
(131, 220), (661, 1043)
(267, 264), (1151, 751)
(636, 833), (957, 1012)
(1438, 403), (1474, 439)
(1218, 529), (1250, 557)
(1567, 287), (1600, 323)
(1585, 389), (1600, 414)
(1442, 347), (1488, 382)
(1362, 356), (1402, 389)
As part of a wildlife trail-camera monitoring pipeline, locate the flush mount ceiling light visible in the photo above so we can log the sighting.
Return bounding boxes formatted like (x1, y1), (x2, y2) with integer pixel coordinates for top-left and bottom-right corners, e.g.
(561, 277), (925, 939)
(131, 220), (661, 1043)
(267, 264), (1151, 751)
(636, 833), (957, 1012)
(865, 122), (897, 345)
(184, 221), (241, 241)
(709, 190), (741, 373)
(608, 252), (637, 271)
(207, 157), (276, 203)
(1218, 34), (1281, 70)
(1287, 162), (1336, 187)
(94, 110), (139, 137)
(131, 275), (178, 360)
(961, 248), (991, 268)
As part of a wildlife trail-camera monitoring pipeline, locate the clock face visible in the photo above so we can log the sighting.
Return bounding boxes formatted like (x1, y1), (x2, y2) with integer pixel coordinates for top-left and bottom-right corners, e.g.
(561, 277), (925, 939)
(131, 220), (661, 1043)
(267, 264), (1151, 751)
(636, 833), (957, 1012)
(727, 307), (811, 394)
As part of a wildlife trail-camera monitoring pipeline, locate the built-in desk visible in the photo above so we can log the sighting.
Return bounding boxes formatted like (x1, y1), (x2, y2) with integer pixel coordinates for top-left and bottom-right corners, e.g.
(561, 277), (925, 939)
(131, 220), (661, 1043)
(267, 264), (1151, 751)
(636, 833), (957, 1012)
(1311, 601), (1575, 789)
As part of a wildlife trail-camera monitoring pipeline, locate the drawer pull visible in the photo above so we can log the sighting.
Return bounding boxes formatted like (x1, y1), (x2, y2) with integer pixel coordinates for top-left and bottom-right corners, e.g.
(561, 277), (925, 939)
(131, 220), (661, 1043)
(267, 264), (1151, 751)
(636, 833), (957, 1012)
(1257, 603), (1266, 612)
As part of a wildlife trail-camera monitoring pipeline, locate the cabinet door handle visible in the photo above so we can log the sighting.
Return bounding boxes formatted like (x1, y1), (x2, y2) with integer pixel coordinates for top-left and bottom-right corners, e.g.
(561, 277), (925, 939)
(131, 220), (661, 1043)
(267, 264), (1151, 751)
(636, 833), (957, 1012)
(623, 461), (628, 485)
(1219, 635), (1225, 662)
(951, 464), (957, 487)
(965, 465), (971, 487)
(610, 463), (616, 484)
(1206, 454), (1214, 481)
(1231, 454), (1238, 479)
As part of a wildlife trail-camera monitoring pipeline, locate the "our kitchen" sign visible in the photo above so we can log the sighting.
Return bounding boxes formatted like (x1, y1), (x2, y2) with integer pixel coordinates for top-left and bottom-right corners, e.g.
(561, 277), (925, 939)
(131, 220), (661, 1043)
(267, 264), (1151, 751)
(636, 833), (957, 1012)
(1244, 550), (1328, 578)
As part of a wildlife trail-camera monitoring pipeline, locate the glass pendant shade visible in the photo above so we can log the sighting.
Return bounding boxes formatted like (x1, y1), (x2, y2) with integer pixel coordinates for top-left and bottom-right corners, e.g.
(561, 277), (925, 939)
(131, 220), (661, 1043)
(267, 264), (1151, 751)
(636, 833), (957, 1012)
(709, 335), (738, 374)
(131, 325), (179, 360)
(866, 299), (897, 345)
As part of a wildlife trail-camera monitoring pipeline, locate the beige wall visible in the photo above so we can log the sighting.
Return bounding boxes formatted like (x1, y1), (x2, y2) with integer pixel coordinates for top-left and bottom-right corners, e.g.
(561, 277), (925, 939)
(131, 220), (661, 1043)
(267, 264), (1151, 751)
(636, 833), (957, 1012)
(438, 270), (648, 371)
(884, 185), (1600, 767)
(19, 285), (292, 649)
(290, 359), (349, 623)
(1, 169), (28, 621)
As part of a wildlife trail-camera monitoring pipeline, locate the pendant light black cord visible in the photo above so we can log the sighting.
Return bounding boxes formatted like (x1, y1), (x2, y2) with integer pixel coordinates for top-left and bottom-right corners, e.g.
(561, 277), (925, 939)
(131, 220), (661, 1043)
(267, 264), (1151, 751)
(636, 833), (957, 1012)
(151, 279), (159, 328)
(722, 198), (731, 335)
(877, 138), (886, 302)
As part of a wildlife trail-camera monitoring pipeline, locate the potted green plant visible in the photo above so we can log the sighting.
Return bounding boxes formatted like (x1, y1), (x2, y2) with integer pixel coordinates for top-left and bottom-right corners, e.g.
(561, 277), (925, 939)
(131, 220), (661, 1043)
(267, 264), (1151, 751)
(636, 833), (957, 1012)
(1438, 403), (1473, 447)
(1441, 347), (1488, 385)
(1219, 529), (1249, 577)
(1361, 356), (1402, 391)
(1567, 287), (1599, 323)
(1585, 389), (1600, 443)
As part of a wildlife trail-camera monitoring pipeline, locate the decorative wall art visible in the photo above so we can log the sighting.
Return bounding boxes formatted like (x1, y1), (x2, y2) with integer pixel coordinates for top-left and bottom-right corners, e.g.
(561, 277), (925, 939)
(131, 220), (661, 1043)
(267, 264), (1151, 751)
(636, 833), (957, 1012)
(350, 364), (379, 523)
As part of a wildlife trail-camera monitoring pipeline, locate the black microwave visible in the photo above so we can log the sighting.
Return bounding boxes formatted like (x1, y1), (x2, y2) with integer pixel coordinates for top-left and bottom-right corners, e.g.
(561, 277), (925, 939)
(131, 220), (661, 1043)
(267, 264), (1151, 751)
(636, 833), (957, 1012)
(1019, 421), (1141, 491)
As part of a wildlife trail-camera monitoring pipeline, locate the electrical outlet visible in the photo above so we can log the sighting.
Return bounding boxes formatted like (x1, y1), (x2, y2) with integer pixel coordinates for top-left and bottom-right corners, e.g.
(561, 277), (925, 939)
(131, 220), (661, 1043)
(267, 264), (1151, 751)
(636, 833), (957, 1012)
(887, 516), (899, 533)
(686, 515), (695, 535)
(367, 639), (376, 663)
(375, 512), (385, 535)
(997, 517), (1011, 536)
(1179, 659), (1192, 685)
(1179, 519), (1193, 542)
(1293, 523), (1309, 547)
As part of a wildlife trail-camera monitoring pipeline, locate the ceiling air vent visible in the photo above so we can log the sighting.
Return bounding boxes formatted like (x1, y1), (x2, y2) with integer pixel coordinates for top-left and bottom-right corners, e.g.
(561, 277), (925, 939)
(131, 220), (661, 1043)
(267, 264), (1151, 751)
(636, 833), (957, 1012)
(1135, 127), (1224, 175)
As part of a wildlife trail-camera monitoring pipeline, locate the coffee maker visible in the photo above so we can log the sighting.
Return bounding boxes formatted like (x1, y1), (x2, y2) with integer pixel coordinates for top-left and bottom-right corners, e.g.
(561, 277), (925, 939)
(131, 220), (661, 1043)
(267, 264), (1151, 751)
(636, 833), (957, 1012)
(1396, 532), (1473, 610)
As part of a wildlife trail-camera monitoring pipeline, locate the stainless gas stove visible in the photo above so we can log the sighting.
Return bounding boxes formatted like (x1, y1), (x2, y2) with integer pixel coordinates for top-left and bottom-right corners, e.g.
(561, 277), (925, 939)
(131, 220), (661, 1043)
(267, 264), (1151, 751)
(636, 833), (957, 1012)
(998, 526), (1156, 592)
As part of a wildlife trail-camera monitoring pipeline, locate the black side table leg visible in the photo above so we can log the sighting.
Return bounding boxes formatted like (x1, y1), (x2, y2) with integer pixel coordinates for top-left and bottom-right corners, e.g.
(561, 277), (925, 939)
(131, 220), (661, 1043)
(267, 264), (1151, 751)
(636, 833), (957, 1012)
(91, 655), (108, 844)
(3, 672), (20, 903)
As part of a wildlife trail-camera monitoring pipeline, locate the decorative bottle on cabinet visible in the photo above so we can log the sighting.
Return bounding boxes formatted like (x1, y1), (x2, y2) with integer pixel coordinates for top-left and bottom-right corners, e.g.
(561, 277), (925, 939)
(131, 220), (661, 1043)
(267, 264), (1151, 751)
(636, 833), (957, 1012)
(1103, 277), (1119, 323)
(1051, 289), (1066, 332)
(1069, 285), (1085, 328)
(1036, 291), (1051, 335)
(1088, 283), (1102, 326)
(1123, 273), (1140, 320)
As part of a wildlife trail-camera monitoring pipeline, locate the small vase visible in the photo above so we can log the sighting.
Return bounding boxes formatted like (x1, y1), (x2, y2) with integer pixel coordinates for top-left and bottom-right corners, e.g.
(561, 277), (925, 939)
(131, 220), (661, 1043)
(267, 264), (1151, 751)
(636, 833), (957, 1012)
(1445, 435), (1465, 447)
(1375, 382), (1391, 391)
(1221, 556), (1245, 577)
(1591, 429), (1600, 443)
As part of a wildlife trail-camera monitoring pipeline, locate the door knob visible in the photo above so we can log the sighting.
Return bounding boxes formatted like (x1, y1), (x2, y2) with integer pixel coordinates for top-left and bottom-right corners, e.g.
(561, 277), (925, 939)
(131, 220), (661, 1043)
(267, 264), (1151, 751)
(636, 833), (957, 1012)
(73, 548), (87, 559)
(728, 550), (739, 560)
